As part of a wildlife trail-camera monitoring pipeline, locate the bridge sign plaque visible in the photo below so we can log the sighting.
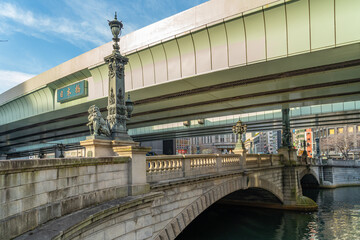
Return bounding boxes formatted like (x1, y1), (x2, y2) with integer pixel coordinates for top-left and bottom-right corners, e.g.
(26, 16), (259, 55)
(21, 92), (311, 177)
(57, 80), (88, 103)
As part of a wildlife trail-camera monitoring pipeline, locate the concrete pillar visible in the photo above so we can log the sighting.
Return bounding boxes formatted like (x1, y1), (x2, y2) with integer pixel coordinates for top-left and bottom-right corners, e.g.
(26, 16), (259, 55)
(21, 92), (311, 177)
(113, 146), (151, 196)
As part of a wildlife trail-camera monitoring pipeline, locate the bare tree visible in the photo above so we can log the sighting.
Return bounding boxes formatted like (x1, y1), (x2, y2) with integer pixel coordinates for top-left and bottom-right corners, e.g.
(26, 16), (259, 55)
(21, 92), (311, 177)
(321, 129), (358, 160)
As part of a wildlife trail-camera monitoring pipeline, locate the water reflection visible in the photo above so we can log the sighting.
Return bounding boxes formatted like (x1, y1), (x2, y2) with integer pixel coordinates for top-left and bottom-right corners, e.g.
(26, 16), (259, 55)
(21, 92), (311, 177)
(176, 187), (360, 240)
(305, 188), (360, 240)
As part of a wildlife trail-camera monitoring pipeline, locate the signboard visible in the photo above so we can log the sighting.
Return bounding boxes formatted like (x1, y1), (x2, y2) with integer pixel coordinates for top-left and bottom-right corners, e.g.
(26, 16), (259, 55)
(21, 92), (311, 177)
(57, 80), (88, 103)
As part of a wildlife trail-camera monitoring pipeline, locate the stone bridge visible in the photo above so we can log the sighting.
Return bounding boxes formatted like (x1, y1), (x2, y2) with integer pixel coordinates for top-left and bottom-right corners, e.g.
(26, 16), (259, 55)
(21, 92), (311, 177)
(0, 147), (327, 240)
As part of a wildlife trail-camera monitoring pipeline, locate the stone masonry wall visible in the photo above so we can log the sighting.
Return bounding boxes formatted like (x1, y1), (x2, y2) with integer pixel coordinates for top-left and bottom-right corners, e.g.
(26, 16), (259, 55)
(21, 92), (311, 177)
(0, 157), (129, 239)
(253, 168), (283, 194)
(332, 167), (360, 185)
(41, 169), (285, 240)
(12, 161), (293, 240)
(79, 204), (154, 240)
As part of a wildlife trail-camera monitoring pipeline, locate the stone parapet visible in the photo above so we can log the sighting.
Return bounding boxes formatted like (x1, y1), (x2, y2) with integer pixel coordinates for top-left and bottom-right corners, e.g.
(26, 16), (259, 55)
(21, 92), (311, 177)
(0, 156), (128, 173)
(0, 157), (130, 240)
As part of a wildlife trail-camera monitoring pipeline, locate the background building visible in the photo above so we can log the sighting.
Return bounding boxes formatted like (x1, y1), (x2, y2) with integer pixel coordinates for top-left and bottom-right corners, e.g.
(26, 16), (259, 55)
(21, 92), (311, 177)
(314, 125), (360, 160)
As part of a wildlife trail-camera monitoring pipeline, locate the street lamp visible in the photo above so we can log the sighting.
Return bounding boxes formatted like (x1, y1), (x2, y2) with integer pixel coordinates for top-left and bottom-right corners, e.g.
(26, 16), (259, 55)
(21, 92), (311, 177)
(125, 93), (134, 118)
(108, 12), (123, 51)
(104, 12), (132, 140)
(86, 12), (133, 141)
(232, 120), (247, 150)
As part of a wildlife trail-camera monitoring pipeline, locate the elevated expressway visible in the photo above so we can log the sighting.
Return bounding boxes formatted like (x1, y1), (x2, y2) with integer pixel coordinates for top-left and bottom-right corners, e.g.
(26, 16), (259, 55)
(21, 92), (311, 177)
(1, 0), (360, 155)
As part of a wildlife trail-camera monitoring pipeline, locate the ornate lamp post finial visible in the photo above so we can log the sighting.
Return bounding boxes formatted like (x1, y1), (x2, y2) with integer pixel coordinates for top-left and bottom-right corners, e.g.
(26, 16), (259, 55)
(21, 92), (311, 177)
(232, 120), (247, 150)
(108, 12), (123, 52)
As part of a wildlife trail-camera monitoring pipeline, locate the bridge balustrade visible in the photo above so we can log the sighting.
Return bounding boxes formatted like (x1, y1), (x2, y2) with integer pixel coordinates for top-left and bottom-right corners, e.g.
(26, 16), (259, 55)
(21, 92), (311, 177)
(146, 154), (243, 183)
(297, 155), (317, 165)
(146, 153), (286, 183)
(245, 154), (282, 168)
(221, 155), (240, 167)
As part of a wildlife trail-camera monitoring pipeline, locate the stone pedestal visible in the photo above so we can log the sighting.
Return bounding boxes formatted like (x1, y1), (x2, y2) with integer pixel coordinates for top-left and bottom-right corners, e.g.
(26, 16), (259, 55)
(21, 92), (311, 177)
(80, 138), (139, 157)
(278, 147), (298, 165)
(113, 146), (151, 196)
(233, 148), (246, 169)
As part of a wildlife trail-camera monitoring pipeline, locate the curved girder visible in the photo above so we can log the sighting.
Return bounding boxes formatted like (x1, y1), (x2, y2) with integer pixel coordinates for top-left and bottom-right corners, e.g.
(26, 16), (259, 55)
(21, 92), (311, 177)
(0, 87), (54, 126)
(123, 0), (360, 91)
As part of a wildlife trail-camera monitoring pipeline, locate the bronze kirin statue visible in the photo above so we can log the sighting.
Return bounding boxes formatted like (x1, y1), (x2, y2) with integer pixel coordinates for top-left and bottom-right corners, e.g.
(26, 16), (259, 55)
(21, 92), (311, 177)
(87, 105), (111, 137)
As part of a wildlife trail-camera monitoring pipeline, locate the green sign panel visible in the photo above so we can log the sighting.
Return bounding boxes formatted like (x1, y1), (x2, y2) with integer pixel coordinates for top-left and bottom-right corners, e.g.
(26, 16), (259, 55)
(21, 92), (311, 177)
(57, 80), (88, 103)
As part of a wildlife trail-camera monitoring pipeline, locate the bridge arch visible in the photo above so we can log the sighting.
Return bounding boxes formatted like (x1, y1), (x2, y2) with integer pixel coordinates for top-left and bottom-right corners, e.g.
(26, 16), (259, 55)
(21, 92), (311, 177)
(155, 175), (283, 240)
(299, 168), (320, 188)
(246, 176), (284, 203)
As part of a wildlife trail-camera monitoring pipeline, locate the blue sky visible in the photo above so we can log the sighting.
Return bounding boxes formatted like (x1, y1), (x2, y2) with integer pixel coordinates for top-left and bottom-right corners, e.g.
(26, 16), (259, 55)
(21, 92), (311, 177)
(0, 0), (208, 94)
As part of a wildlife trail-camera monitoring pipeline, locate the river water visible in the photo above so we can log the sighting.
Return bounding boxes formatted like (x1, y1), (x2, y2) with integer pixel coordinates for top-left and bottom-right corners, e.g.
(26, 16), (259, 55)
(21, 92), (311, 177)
(176, 187), (360, 240)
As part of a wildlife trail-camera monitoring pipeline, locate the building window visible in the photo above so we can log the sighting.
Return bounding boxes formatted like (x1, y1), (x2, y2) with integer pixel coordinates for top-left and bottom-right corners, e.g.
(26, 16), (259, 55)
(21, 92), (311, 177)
(348, 127), (354, 133)
(357, 125), (360, 132)
(338, 128), (344, 134)
(329, 129), (335, 135)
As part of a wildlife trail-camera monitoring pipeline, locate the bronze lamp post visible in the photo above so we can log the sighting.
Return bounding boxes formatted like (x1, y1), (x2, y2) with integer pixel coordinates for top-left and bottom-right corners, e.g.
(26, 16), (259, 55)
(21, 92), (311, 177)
(232, 120), (247, 150)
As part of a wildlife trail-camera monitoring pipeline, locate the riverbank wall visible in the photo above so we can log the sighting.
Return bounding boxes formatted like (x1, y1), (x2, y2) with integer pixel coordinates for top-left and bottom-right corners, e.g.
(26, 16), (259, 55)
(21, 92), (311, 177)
(317, 160), (360, 188)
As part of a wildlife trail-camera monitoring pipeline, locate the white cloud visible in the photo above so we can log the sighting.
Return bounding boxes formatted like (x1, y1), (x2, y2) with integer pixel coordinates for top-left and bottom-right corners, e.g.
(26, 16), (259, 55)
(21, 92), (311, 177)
(0, 2), (109, 48)
(0, 1), (205, 49)
(0, 70), (35, 94)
